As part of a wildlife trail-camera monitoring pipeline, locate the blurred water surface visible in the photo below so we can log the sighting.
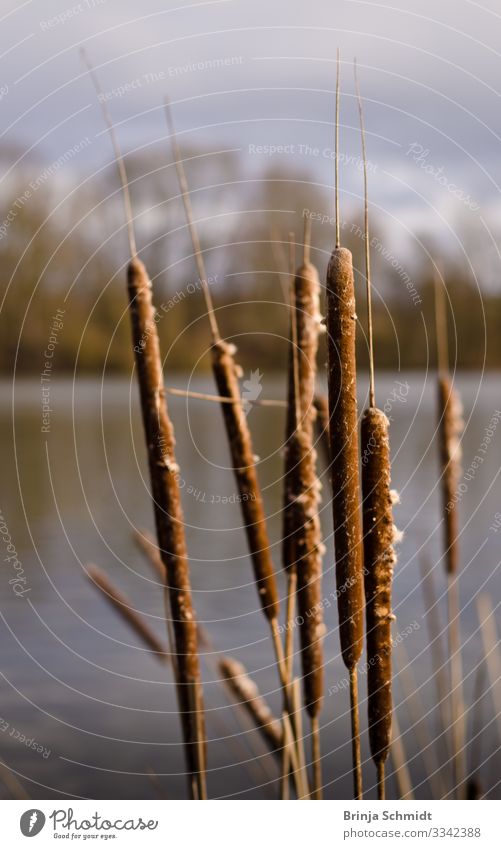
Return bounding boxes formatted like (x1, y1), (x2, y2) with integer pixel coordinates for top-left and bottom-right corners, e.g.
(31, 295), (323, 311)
(0, 374), (500, 799)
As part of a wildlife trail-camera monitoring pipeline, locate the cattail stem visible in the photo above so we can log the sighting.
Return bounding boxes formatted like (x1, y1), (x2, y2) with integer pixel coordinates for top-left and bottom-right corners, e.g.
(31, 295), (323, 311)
(349, 668), (363, 800)
(435, 280), (465, 799)
(281, 713), (291, 800)
(291, 677), (310, 799)
(447, 573), (466, 798)
(285, 569), (297, 682)
(311, 716), (322, 800)
(376, 760), (386, 800)
(389, 710), (415, 800)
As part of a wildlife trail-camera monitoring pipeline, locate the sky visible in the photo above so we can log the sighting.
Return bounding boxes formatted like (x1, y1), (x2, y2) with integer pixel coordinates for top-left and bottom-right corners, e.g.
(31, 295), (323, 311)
(1, 0), (501, 278)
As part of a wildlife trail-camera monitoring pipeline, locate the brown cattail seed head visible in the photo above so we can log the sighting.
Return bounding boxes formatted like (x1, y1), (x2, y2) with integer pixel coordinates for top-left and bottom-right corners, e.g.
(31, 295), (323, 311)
(326, 247), (364, 670)
(211, 338), (280, 621)
(361, 407), (396, 766)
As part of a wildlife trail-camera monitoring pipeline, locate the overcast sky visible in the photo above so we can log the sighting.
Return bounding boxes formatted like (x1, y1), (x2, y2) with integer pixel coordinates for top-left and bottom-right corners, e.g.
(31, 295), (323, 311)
(2, 0), (501, 273)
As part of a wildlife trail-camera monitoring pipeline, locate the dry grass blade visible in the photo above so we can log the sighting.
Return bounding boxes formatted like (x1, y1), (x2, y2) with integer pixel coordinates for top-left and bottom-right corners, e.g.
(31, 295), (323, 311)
(86, 564), (170, 663)
(82, 55), (207, 799)
(325, 49), (364, 799)
(219, 657), (283, 752)
(165, 386), (285, 408)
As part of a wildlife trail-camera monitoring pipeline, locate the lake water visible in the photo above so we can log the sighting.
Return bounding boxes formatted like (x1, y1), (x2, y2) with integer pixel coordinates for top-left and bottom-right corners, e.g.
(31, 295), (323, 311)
(0, 374), (500, 800)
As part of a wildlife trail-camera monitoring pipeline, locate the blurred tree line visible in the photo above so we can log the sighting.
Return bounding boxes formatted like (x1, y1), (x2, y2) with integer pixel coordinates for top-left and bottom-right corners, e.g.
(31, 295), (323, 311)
(0, 144), (498, 378)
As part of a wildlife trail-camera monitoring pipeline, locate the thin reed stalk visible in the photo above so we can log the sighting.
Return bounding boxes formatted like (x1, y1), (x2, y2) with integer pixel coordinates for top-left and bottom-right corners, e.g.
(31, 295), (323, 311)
(434, 271), (465, 798)
(165, 386), (285, 408)
(86, 564), (171, 663)
(82, 54), (206, 799)
(325, 51), (364, 799)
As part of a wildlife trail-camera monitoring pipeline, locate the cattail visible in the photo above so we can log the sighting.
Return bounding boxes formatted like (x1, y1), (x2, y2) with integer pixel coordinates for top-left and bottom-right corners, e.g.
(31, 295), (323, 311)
(361, 408), (397, 794)
(164, 102), (309, 795)
(434, 270), (465, 798)
(325, 50), (364, 800)
(219, 657), (283, 752)
(282, 221), (325, 798)
(164, 101), (280, 626)
(86, 564), (171, 663)
(82, 54), (206, 800)
(354, 59), (398, 800)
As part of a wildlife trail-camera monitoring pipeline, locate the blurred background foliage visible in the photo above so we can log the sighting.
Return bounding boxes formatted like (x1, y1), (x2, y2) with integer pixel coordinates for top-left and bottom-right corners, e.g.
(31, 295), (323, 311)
(1, 143), (497, 377)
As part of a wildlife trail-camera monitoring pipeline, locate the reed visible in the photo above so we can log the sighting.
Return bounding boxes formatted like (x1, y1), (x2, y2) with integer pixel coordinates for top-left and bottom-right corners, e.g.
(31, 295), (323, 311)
(164, 101), (280, 625)
(361, 408), (397, 800)
(163, 101), (310, 795)
(82, 53), (207, 800)
(325, 50), (364, 799)
(219, 657), (283, 752)
(355, 60), (398, 801)
(434, 272), (465, 798)
(86, 564), (171, 663)
(282, 220), (325, 798)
